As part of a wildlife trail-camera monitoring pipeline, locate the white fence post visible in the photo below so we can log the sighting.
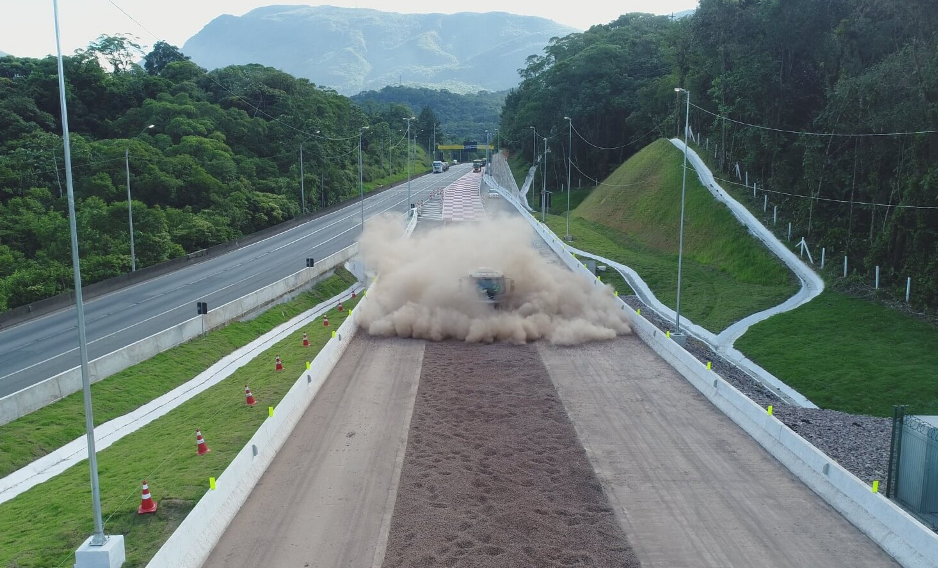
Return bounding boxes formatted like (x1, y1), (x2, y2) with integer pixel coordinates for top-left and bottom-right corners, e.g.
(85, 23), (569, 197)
(875, 266), (880, 289)
(764, 195), (768, 212)
(753, 182), (756, 198)
(821, 247), (825, 269)
(844, 256), (848, 278)
(773, 205), (777, 225)
(906, 277), (911, 303)
(787, 222), (791, 241)
(745, 171), (749, 188)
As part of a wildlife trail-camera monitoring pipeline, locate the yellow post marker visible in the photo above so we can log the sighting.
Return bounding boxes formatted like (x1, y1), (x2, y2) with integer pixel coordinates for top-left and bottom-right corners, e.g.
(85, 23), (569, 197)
(305, 361), (310, 370)
(767, 405), (774, 416)
(636, 308), (641, 315)
(350, 308), (354, 315)
(707, 361), (712, 370)
(331, 330), (336, 338)
(209, 477), (216, 490)
(872, 480), (880, 493)
(598, 276), (602, 282)
(268, 406), (274, 417)
(666, 331), (670, 339)
(614, 290), (619, 297)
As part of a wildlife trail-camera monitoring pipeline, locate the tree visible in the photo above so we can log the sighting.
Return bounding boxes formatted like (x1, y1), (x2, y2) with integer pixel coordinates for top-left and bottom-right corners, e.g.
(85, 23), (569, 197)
(144, 41), (190, 76)
(82, 34), (144, 74)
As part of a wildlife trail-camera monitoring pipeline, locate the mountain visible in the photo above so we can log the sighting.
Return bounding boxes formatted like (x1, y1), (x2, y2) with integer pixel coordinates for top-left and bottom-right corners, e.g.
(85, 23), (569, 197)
(182, 5), (576, 95)
(0, 51), (9, 57)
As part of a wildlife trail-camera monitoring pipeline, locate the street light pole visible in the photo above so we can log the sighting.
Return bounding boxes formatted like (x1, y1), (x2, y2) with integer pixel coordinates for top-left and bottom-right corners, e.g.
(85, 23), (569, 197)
(359, 126), (369, 233)
(126, 124), (153, 272)
(542, 136), (547, 222)
(299, 130), (320, 216)
(674, 87), (691, 341)
(54, 0), (115, 556)
(564, 117), (572, 240)
(404, 116), (415, 210)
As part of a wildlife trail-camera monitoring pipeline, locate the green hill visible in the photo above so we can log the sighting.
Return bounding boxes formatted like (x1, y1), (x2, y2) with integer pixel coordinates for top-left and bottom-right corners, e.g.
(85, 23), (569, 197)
(545, 138), (798, 332)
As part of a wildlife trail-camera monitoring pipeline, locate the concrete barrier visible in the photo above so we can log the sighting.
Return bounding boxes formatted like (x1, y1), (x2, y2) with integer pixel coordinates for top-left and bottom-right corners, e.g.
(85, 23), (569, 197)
(146, 304), (363, 568)
(147, 213), (417, 568)
(491, 181), (938, 568)
(0, 246), (358, 426)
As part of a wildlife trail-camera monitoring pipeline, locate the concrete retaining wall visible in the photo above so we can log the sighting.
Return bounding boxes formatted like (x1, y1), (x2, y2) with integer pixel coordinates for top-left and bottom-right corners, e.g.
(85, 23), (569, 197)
(0, 246), (358, 426)
(491, 180), (938, 568)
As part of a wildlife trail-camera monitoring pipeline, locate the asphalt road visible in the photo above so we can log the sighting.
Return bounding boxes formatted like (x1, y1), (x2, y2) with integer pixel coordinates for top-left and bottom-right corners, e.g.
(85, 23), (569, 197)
(0, 165), (469, 398)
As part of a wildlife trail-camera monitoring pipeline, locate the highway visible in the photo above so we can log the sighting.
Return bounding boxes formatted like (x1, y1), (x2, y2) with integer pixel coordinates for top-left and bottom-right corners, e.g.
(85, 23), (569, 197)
(0, 165), (470, 398)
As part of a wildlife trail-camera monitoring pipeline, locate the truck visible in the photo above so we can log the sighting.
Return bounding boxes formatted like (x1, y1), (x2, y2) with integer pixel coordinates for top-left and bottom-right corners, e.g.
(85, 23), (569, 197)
(462, 267), (514, 308)
(432, 160), (444, 173)
(472, 159), (483, 173)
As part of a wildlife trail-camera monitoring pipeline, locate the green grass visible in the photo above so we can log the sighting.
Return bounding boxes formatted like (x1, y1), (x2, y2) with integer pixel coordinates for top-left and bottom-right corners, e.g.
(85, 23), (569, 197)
(364, 158), (430, 194)
(0, 286), (362, 567)
(507, 153), (530, 190)
(735, 291), (938, 416)
(569, 253), (635, 297)
(0, 269), (358, 480)
(542, 138), (798, 332)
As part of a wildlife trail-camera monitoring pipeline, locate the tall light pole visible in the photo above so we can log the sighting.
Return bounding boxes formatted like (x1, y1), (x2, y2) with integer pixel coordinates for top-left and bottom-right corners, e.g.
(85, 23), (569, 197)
(126, 124), (154, 272)
(404, 116), (415, 211)
(299, 130), (320, 216)
(541, 136), (548, 222)
(359, 126), (369, 233)
(563, 117), (572, 241)
(485, 129), (489, 169)
(674, 87), (691, 343)
(54, 0), (123, 560)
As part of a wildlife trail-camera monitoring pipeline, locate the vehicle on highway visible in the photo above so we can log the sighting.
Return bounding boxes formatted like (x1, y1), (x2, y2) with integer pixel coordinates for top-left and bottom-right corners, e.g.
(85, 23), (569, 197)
(433, 160), (444, 173)
(462, 267), (514, 308)
(472, 159), (483, 173)
(452, 159), (458, 165)
(488, 189), (500, 199)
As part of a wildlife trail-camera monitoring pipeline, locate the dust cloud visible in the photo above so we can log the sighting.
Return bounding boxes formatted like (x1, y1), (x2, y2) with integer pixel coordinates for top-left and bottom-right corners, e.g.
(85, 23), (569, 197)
(357, 215), (631, 345)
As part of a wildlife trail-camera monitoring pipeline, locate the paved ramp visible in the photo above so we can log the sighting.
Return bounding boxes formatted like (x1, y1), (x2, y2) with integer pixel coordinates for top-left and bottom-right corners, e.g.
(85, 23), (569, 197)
(202, 335), (424, 568)
(441, 171), (484, 221)
(537, 338), (897, 568)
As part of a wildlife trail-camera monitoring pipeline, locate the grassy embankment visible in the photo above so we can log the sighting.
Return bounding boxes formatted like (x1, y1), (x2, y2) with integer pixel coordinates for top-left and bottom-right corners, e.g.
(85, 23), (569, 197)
(0, 269), (357, 479)
(0, 271), (361, 567)
(542, 138), (797, 333)
(364, 150), (431, 194)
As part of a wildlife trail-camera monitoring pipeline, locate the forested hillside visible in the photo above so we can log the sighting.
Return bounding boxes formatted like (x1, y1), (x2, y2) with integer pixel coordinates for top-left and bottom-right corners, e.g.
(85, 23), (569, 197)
(0, 39), (425, 311)
(352, 86), (505, 144)
(499, 1), (938, 308)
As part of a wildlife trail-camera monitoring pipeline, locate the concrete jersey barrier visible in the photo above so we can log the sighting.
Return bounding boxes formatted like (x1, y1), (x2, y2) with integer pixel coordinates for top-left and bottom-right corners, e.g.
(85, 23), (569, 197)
(146, 213), (416, 568)
(489, 178), (938, 568)
(0, 245), (358, 426)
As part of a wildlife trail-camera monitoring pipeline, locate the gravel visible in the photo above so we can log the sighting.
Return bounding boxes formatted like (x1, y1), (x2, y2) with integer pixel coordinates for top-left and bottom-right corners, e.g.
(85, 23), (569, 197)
(619, 295), (891, 485)
(382, 341), (640, 568)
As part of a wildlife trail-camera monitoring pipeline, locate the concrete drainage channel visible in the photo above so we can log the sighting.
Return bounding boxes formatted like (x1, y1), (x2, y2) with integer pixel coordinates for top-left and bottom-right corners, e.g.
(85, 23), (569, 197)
(487, 177), (938, 568)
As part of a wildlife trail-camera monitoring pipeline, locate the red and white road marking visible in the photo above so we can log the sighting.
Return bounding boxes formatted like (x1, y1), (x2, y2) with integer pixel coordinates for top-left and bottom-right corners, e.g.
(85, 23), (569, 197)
(441, 172), (484, 221)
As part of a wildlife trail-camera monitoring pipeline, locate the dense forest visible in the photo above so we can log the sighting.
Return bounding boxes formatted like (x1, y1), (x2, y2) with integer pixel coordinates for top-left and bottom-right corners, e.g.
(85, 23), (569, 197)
(352, 86), (505, 146)
(0, 38), (426, 311)
(500, 0), (938, 308)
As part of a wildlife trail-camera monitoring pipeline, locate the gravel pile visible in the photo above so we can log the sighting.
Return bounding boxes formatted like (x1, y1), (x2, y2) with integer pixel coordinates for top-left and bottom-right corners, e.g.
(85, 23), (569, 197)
(619, 295), (891, 485)
(382, 341), (640, 568)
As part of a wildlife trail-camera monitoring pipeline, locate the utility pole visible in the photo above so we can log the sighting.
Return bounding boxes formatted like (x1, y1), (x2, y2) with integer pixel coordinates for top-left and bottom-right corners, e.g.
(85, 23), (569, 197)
(404, 116), (415, 210)
(564, 117), (572, 240)
(299, 143), (305, 214)
(359, 126), (369, 233)
(542, 136), (547, 222)
(674, 87), (691, 344)
(125, 124), (153, 272)
(55, 0), (124, 562)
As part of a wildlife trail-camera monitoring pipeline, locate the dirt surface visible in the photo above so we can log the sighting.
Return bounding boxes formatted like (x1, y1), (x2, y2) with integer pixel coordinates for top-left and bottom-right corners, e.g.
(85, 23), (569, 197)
(382, 341), (639, 568)
(538, 337), (899, 568)
(202, 334), (425, 568)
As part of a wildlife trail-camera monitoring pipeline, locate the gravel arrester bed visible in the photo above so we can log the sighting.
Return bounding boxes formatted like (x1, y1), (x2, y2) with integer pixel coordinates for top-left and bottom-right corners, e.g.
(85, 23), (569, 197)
(382, 341), (639, 567)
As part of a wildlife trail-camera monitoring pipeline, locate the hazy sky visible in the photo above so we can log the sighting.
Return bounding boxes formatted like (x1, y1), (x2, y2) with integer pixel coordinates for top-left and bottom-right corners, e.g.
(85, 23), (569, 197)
(1, 0), (698, 58)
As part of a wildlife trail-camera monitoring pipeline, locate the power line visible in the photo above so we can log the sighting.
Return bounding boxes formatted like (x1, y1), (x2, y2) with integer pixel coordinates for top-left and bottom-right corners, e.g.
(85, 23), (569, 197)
(692, 103), (938, 138)
(711, 174), (938, 210)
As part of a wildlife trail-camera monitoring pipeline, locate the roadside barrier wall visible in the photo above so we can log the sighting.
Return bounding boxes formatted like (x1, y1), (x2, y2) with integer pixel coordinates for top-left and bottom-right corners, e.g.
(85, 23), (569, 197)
(146, 211), (417, 567)
(488, 176), (938, 568)
(0, 245), (358, 426)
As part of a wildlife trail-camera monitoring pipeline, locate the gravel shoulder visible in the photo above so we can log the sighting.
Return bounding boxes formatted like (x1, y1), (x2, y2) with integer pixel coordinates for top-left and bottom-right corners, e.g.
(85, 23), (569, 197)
(202, 334), (425, 568)
(538, 337), (899, 568)
(382, 341), (640, 567)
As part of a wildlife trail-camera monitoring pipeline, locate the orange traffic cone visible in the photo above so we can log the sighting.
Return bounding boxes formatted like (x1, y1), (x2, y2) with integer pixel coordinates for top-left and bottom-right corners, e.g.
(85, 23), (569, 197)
(137, 480), (157, 514)
(323, 315), (329, 327)
(338, 301), (344, 312)
(302, 332), (309, 347)
(196, 428), (210, 455)
(275, 355), (283, 371)
(245, 385), (257, 406)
